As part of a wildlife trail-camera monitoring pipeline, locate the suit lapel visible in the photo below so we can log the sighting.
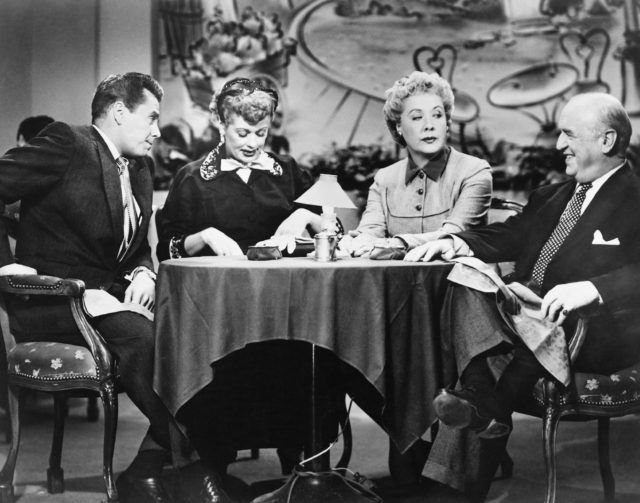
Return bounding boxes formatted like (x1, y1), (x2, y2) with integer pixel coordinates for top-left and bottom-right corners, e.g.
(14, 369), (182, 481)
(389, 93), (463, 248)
(91, 128), (124, 250)
(554, 165), (631, 260)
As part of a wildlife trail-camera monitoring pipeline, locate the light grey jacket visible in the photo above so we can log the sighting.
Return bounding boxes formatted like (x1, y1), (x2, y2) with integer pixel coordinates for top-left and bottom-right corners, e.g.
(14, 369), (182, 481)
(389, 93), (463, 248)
(356, 147), (492, 248)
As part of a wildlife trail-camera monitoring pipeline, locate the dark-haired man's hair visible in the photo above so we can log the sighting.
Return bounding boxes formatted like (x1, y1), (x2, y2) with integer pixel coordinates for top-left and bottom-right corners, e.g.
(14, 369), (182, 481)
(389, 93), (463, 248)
(17, 115), (55, 142)
(91, 72), (163, 122)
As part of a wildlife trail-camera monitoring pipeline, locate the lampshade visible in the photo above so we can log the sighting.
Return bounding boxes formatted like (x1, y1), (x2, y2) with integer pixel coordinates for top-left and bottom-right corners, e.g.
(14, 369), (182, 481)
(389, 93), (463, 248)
(294, 174), (357, 209)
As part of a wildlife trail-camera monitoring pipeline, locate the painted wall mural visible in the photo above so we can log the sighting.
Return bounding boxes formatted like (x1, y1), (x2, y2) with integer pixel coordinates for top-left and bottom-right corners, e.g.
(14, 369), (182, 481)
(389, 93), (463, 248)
(153, 0), (640, 197)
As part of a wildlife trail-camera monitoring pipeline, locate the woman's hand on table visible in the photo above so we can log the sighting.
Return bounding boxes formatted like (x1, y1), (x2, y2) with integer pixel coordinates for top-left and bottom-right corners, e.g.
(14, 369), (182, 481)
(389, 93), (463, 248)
(275, 209), (321, 236)
(255, 234), (297, 254)
(338, 231), (376, 257)
(185, 227), (244, 256)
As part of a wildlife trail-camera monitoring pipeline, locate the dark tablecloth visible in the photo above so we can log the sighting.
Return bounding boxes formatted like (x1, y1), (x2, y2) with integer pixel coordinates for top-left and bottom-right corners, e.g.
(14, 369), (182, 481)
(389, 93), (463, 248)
(153, 256), (453, 452)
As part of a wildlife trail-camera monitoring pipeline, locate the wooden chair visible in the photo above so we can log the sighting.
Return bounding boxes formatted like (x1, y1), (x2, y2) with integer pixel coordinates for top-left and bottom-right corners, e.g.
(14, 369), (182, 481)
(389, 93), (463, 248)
(489, 199), (640, 500)
(515, 317), (640, 503)
(0, 274), (119, 503)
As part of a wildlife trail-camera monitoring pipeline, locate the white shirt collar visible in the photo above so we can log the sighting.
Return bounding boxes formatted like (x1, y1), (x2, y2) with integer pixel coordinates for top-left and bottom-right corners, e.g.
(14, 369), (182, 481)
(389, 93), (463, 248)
(580, 161), (626, 213)
(587, 161), (625, 192)
(92, 125), (121, 161)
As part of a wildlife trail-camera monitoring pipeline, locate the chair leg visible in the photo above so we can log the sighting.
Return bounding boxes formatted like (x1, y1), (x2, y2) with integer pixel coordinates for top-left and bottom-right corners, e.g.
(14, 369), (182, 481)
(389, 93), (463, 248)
(0, 385), (21, 503)
(542, 404), (561, 503)
(47, 395), (66, 494)
(87, 395), (99, 422)
(101, 382), (118, 503)
(336, 418), (352, 469)
(597, 417), (615, 501)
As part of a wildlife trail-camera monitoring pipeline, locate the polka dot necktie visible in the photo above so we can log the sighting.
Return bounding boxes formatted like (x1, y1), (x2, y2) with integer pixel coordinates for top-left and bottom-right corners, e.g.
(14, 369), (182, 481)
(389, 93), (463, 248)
(531, 182), (592, 287)
(115, 156), (138, 260)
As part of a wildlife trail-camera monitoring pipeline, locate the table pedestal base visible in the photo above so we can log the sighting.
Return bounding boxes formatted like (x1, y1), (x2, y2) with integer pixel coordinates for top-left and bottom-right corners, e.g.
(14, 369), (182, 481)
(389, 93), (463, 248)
(250, 469), (380, 503)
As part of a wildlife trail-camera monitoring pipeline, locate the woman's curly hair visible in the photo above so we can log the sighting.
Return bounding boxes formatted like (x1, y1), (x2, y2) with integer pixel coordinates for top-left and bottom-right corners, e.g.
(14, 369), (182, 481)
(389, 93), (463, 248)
(383, 71), (455, 146)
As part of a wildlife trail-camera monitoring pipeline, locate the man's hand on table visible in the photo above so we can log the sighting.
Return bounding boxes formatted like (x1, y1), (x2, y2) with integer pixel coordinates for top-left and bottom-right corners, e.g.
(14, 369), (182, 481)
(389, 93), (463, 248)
(404, 238), (458, 262)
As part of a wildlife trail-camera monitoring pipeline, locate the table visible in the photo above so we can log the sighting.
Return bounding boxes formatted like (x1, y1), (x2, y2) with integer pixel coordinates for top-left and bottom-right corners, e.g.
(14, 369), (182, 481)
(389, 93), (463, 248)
(153, 256), (454, 459)
(487, 62), (579, 142)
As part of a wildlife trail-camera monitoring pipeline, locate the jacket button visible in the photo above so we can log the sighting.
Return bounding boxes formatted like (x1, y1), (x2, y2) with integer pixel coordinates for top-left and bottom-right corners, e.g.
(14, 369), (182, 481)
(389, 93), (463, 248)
(416, 204), (422, 211)
(418, 188), (424, 195)
(418, 171), (425, 178)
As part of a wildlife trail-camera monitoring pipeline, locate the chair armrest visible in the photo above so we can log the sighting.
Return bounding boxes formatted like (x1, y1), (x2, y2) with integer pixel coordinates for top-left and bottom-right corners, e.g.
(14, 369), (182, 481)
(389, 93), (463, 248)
(0, 274), (116, 378)
(567, 317), (589, 364)
(69, 298), (116, 379)
(0, 274), (85, 297)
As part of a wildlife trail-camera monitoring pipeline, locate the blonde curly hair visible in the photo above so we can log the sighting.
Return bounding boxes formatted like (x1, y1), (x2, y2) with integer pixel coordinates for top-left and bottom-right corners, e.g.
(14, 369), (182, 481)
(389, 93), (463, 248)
(383, 71), (455, 146)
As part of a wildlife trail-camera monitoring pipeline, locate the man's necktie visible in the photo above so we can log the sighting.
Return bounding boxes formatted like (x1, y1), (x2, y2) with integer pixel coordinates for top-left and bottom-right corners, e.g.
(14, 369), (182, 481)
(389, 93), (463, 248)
(115, 156), (138, 259)
(531, 182), (592, 287)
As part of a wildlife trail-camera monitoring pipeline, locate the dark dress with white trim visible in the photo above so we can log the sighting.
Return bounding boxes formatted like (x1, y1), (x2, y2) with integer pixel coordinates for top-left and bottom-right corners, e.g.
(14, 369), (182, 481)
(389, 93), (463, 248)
(156, 146), (342, 474)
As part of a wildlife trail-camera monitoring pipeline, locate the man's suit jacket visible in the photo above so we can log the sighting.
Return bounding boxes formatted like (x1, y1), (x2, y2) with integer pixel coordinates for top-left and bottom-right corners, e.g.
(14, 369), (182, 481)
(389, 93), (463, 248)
(0, 122), (154, 336)
(457, 165), (640, 373)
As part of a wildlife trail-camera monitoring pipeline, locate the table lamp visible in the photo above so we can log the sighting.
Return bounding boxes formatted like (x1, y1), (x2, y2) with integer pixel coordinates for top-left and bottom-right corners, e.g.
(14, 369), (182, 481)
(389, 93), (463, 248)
(295, 173), (356, 231)
(295, 174), (357, 260)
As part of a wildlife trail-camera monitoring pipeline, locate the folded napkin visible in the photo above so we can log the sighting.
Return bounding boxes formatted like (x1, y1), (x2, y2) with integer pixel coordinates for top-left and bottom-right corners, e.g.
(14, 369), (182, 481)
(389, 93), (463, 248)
(447, 256), (570, 386)
(83, 289), (154, 321)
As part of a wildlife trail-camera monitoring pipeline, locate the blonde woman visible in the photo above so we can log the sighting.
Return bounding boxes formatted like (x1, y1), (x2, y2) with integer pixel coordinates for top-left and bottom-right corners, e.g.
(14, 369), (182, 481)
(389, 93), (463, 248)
(340, 71), (492, 256)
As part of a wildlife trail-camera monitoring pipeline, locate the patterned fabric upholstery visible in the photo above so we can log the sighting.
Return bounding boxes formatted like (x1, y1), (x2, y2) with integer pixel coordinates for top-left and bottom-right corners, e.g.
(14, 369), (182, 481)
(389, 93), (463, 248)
(7, 341), (98, 382)
(534, 363), (640, 407)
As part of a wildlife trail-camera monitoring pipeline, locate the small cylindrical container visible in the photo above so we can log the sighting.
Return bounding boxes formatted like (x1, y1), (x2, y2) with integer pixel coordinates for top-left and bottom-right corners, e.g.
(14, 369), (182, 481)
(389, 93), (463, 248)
(314, 232), (337, 261)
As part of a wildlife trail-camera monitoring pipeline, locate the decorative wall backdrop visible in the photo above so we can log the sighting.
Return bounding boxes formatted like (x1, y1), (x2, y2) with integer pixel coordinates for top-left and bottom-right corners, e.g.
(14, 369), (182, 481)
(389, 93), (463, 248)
(153, 0), (640, 194)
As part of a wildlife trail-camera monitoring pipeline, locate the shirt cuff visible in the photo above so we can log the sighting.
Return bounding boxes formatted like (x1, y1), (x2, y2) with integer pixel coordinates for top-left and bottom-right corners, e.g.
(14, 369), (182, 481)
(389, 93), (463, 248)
(449, 235), (473, 257)
(126, 266), (157, 282)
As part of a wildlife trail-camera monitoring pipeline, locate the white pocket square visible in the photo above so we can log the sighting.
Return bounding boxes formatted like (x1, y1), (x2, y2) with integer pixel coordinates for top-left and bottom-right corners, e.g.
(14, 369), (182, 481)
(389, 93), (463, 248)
(592, 230), (620, 245)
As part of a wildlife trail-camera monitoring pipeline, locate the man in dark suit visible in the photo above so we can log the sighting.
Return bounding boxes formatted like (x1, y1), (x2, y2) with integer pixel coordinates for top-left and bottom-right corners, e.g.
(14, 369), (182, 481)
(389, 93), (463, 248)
(405, 92), (640, 501)
(0, 73), (181, 503)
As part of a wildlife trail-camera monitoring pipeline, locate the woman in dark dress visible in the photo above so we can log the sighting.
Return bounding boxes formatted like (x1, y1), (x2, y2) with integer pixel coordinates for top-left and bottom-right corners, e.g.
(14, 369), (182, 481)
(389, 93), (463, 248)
(157, 77), (323, 260)
(156, 78), (335, 503)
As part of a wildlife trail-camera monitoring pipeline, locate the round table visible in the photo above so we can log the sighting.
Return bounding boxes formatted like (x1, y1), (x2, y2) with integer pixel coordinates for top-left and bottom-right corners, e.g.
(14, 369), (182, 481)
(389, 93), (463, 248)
(487, 62), (579, 109)
(153, 256), (454, 456)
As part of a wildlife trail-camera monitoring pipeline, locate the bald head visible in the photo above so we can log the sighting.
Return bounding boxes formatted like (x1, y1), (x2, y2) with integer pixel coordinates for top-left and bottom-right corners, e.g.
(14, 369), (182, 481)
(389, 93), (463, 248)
(556, 93), (631, 183)
(564, 93), (632, 154)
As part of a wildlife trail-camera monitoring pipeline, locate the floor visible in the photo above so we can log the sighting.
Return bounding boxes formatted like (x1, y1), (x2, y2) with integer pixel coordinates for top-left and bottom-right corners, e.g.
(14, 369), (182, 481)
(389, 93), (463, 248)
(1, 394), (639, 503)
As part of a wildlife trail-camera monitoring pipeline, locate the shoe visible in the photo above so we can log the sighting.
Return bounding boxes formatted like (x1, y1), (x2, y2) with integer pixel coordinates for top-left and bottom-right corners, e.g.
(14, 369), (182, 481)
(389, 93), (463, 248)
(116, 472), (174, 503)
(200, 473), (235, 503)
(433, 387), (511, 439)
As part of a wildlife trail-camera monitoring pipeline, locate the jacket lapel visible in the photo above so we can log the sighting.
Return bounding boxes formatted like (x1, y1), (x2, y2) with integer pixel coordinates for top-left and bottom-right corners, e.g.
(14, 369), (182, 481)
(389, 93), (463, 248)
(554, 165), (631, 260)
(91, 129), (124, 249)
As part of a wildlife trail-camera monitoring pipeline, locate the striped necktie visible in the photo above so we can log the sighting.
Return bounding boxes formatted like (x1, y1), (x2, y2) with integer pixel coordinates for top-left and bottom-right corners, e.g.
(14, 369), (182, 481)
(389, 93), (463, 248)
(531, 182), (592, 287)
(115, 156), (138, 259)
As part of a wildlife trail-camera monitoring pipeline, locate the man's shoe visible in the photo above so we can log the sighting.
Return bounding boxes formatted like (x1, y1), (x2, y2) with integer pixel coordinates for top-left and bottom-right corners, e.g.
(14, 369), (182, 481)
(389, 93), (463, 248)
(200, 473), (235, 503)
(433, 388), (511, 439)
(116, 472), (174, 503)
